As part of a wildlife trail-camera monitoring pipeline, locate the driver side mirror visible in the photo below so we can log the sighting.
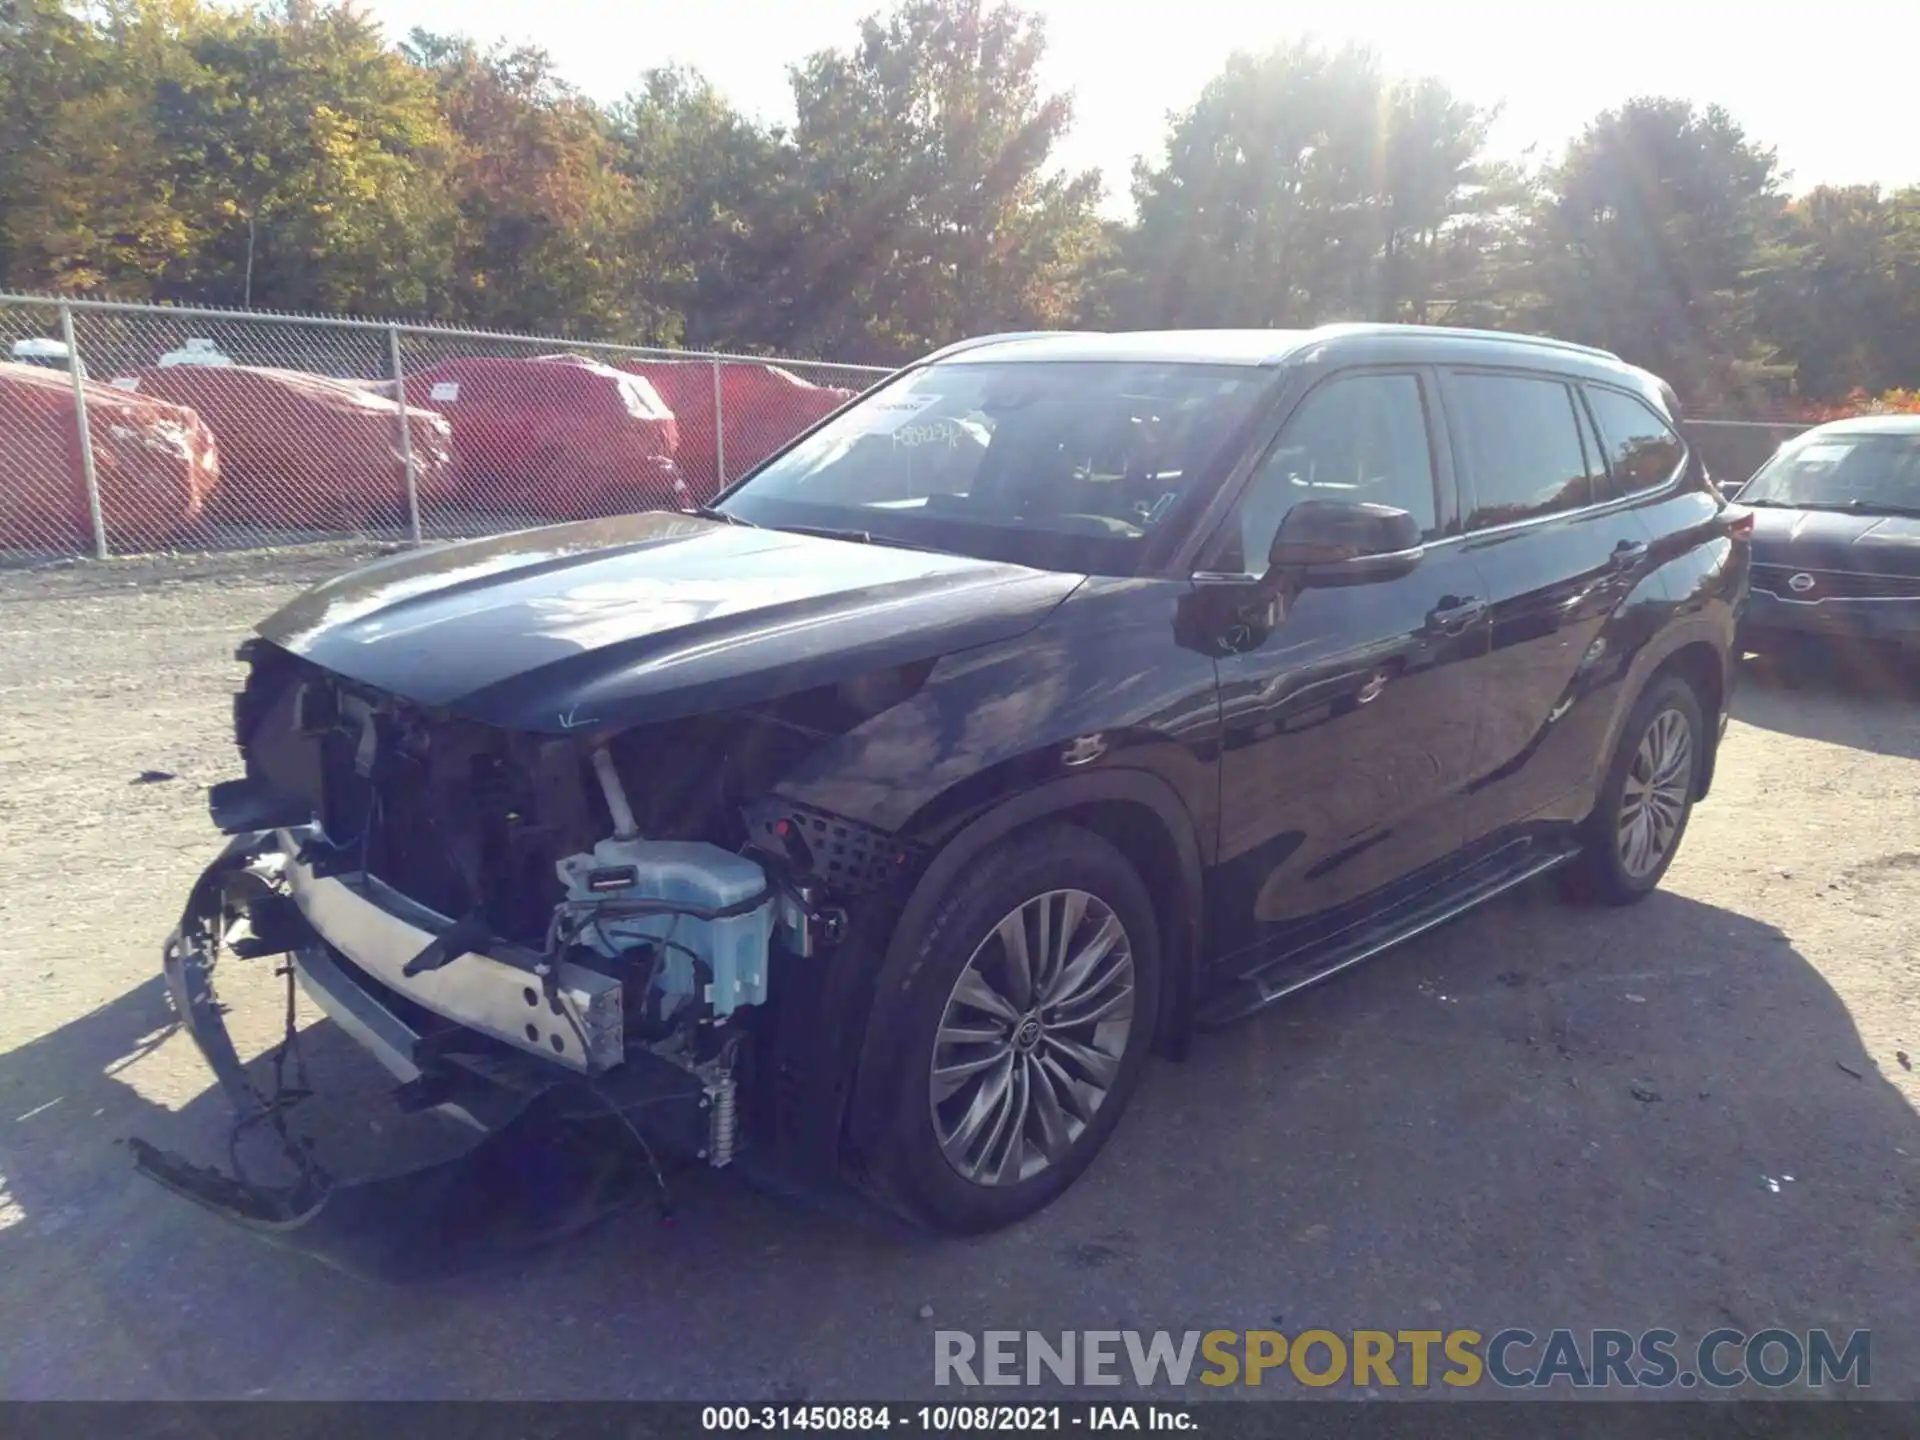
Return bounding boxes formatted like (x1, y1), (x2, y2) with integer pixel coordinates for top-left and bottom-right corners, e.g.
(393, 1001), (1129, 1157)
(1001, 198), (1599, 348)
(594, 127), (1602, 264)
(1267, 499), (1424, 587)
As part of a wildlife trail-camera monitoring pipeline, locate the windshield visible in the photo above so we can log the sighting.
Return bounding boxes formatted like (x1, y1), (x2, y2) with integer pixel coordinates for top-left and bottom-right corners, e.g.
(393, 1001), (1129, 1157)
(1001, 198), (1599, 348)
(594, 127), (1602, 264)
(716, 360), (1271, 574)
(1740, 432), (1920, 513)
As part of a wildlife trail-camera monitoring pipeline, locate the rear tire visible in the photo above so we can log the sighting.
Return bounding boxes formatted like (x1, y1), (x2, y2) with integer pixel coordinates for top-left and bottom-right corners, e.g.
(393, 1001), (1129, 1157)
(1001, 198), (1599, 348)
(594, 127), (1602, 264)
(1564, 674), (1704, 906)
(854, 824), (1161, 1234)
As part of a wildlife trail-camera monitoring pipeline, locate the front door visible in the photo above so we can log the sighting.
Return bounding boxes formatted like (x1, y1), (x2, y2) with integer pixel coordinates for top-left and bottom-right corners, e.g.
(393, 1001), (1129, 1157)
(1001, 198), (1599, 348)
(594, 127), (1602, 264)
(1194, 368), (1492, 967)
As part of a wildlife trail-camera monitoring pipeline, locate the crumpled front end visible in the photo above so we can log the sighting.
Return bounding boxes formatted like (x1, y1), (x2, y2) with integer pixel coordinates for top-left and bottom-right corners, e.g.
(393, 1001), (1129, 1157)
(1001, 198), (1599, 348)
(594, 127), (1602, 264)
(132, 636), (904, 1279)
(132, 826), (711, 1281)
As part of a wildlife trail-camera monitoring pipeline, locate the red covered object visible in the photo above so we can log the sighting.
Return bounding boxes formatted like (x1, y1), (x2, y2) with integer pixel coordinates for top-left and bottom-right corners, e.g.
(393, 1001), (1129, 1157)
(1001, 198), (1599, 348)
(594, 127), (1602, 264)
(402, 355), (685, 520)
(620, 360), (856, 498)
(0, 362), (220, 551)
(118, 366), (452, 530)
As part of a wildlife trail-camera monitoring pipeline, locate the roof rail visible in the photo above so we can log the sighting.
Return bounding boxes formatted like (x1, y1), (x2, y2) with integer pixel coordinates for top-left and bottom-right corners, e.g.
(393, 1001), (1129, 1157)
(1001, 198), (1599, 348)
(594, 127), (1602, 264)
(918, 330), (1095, 364)
(1309, 322), (1621, 363)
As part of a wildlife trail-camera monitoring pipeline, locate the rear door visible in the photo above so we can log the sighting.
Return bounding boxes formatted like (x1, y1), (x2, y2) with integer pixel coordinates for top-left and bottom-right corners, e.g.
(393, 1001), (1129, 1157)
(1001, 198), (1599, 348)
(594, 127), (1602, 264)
(1440, 368), (1663, 844)
(1197, 366), (1492, 960)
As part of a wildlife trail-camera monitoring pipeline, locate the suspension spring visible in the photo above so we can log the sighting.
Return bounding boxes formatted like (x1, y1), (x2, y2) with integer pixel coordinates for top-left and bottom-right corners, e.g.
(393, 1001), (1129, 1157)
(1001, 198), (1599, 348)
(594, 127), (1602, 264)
(706, 1071), (738, 1169)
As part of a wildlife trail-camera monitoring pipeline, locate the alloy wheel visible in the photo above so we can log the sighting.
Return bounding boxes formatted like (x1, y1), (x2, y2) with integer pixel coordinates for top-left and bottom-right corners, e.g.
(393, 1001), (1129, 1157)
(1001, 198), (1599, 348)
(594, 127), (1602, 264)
(929, 889), (1136, 1186)
(1617, 706), (1694, 879)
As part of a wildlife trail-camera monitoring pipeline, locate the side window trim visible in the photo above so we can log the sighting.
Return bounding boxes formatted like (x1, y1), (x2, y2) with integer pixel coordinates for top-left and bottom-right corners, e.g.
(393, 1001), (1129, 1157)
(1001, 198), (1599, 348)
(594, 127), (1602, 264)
(1191, 364), (1454, 575)
(1566, 389), (1612, 506)
(1570, 384), (1610, 502)
(1581, 380), (1691, 499)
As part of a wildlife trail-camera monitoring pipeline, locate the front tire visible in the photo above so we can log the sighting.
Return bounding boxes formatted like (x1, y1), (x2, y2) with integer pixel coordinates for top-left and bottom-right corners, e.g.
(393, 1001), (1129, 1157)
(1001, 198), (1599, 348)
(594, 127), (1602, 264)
(1564, 674), (1705, 905)
(855, 824), (1161, 1233)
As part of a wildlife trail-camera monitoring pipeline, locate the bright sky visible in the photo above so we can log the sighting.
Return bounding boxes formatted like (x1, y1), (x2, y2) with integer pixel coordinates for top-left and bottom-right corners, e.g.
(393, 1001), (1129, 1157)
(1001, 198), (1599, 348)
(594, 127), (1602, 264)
(362, 0), (1920, 214)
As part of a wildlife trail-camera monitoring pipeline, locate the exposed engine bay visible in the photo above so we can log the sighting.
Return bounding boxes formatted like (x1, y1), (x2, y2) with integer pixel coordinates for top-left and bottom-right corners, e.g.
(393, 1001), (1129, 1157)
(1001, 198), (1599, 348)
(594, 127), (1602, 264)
(132, 635), (927, 1278)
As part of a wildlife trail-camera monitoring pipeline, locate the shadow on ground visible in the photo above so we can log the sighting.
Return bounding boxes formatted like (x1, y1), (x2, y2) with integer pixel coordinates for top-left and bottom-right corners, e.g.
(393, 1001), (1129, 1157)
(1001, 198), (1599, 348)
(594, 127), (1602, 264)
(1, 882), (1915, 1399)
(1733, 647), (1920, 758)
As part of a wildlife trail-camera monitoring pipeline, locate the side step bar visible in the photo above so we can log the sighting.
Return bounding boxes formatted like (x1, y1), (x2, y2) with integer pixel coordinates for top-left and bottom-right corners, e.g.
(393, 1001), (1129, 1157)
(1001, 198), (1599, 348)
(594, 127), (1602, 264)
(1197, 840), (1580, 1027)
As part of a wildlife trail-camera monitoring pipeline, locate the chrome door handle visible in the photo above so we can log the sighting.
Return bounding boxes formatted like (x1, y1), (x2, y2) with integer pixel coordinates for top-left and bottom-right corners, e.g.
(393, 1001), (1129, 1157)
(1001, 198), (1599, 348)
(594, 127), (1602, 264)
(1610, 539), (1650, 571)
(1423, 596), (1486, 634)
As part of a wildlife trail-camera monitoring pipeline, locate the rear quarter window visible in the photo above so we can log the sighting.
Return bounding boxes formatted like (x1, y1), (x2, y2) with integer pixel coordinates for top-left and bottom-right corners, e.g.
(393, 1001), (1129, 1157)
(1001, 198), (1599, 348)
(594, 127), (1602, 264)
(1585, 385), (1688, 496)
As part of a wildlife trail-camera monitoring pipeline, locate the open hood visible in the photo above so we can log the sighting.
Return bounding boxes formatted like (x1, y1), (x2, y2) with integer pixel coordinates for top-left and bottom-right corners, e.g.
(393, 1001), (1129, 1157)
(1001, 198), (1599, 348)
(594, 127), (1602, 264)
(257, 512), (1083, 733)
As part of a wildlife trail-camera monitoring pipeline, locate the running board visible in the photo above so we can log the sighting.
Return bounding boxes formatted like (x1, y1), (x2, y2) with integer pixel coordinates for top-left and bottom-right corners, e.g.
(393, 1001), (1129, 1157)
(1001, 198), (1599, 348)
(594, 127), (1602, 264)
(1195, 841), (1580, 1028)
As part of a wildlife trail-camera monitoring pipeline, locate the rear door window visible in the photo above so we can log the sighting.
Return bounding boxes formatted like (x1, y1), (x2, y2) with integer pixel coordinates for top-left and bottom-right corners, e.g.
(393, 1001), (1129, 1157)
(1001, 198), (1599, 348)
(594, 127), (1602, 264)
(1444, 371), (1601, 530)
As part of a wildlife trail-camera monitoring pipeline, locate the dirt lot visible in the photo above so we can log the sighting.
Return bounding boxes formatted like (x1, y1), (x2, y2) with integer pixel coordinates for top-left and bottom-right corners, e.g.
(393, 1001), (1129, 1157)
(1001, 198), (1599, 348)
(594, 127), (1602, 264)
(0, 546), (1915, 1401)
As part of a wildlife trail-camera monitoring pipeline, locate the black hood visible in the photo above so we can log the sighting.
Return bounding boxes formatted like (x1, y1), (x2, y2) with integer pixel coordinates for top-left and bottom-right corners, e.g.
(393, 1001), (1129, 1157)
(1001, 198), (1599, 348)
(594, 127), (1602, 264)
(257, 513), (1084, 734)
(1749, 507), (1920, 577)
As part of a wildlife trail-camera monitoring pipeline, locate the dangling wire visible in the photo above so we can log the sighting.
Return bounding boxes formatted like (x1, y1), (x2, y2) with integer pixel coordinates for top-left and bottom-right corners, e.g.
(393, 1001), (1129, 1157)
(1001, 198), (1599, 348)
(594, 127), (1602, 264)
(587, 1080), (681, 1224)
(225, 954), (327, 1197)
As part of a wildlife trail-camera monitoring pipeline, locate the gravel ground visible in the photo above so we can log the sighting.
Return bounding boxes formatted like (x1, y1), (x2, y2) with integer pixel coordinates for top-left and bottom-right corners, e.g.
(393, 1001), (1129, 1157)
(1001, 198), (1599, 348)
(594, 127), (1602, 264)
(0, 545), (1915, 1402)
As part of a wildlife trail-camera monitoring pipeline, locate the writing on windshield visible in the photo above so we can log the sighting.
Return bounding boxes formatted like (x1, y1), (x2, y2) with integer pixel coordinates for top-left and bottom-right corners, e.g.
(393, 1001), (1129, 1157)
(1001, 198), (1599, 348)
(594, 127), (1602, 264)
(719, 360), (1267, 574)
(1743, 433), (1920, 513)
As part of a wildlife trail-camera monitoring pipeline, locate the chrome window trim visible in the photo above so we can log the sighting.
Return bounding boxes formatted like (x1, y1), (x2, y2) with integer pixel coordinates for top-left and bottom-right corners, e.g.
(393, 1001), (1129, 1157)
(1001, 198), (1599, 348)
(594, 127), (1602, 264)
(1755, 591), (1920, 607)
(1753, 564), (1920, 582)
(1187, 474), (1686, 574)
(1426, 471), (1683, 549)
(1190, 469), (1686, 573)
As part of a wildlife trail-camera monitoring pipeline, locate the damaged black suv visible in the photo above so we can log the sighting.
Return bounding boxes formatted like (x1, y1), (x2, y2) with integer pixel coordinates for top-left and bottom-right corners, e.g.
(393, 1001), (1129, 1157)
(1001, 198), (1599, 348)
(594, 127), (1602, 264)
(142, 325), (1748, 1257)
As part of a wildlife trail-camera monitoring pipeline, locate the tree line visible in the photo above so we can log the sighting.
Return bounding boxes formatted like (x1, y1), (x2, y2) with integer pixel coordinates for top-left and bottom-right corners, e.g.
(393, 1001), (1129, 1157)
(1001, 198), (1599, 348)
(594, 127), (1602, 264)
(5, 0), (1919, 412)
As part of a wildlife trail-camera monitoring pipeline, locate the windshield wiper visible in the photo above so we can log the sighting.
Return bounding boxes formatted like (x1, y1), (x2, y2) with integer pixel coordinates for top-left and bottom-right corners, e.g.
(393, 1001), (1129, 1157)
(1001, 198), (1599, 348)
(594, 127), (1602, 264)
(685, 503), (758, 527)
(1784, 499), (1920, 519)
(772, 522), (947, 554)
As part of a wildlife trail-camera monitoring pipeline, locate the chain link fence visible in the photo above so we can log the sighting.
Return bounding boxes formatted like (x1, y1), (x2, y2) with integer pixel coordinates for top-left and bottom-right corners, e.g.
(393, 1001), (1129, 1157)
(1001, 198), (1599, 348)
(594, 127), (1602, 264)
(1683, 419), (1811, 491)
(3, 292), (1830, 562)
(0, 294), (887, 561)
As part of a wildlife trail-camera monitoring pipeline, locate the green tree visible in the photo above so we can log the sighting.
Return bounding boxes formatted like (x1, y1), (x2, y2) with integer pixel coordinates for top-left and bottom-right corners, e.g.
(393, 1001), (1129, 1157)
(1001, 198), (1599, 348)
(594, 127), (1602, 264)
(1107, 43), (1509, 331)
(1371, 79), (1528, 326)
(752, 0), (1103, 362)
(1756, 184), (1920, 400)
(149, 1), (460, 314)
(0, 0), (200, 295)
(1517, 98), (1786, 407)
(612, 66), (787, 350)
(405, 30), (674, 339)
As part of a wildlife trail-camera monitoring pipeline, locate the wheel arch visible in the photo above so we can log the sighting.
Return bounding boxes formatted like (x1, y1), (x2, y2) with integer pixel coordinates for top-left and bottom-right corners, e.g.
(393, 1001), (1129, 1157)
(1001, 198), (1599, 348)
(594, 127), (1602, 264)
(1650, 640), (1728, 800)
(837, 768), (1205, 1183)
(1588, 619), (1732, 810)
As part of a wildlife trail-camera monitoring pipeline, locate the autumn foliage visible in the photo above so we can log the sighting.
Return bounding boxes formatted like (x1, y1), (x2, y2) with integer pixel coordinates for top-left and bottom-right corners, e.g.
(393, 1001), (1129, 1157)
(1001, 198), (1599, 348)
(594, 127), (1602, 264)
(1786, 389), (1920, 423)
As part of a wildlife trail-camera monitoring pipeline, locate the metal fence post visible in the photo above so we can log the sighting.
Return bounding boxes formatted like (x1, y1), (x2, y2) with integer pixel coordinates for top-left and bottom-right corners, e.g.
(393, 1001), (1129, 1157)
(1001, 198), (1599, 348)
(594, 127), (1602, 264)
(59, 302), (109, 559)
(389, 324), (422, 544)
(712, 356), (726, 489)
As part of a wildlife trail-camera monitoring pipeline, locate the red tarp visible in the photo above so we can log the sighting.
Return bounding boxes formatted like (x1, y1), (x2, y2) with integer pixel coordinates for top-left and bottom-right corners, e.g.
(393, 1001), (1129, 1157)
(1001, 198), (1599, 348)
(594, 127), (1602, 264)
(118, 366), (453, 530)
(619, 360), (855, 498)
(400, 355), (685, 519)
(0, 362), (220, 551)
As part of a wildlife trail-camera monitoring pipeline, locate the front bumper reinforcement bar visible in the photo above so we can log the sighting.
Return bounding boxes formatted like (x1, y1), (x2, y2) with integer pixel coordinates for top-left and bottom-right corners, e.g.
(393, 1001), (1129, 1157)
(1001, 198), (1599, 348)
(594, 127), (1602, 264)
(130, 833), (663, 1282)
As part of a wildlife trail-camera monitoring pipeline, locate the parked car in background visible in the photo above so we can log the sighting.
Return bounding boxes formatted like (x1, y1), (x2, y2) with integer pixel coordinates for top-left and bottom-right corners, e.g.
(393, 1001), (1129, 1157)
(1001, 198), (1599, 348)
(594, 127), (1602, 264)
(138, 325), (1746, 1268)
(156, 338), (235, 368)
(0, 361), (218, 550)
(10, 336), (85, 378)
(394, 354), (684, 519)
(622, 359), (856, 497)
(114, 366), (454, 531)
(1729, 416), (1920, 658)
